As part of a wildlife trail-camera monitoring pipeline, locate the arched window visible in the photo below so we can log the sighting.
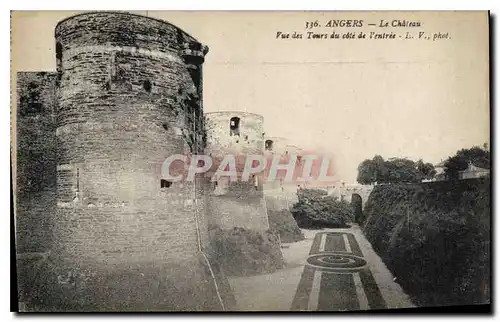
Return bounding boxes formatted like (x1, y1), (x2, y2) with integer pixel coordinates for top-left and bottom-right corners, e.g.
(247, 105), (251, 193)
(230, 117), (240, 136)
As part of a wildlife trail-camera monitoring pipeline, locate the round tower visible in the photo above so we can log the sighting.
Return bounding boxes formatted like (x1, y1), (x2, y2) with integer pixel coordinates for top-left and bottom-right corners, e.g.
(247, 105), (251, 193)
(205, 111), (269, 231)
(53, 12), (209, 268)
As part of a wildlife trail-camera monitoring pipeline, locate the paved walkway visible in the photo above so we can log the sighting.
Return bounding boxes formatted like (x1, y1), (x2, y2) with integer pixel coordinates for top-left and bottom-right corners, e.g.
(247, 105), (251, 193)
(228, 225), (415, 311)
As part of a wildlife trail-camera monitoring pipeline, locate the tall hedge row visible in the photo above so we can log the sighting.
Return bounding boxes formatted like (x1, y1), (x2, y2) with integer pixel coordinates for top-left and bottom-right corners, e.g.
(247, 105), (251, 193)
(362, 178), (490, 307)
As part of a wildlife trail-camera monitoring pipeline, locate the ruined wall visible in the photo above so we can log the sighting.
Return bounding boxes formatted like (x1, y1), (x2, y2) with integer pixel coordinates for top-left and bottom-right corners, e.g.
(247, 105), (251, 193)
(15, 72), (59, 252)
(263, 137), (302, 211)
(53, 12), (210, 267)
(205, 111), (269, 232)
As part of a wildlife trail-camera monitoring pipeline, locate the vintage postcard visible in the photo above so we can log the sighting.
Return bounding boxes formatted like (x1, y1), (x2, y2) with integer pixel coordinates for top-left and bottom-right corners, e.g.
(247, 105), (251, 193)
(11, 10), (490, 312)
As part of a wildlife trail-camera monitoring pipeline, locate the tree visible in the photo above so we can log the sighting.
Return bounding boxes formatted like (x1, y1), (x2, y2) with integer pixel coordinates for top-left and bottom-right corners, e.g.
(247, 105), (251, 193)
(357, 155), (436, 184)
(417, 159), (437, 180)
(444, 146), (491, 181)
(373, 155), (388, 182)
(291, 189), (353, 228)
(357, 159), (377, 184)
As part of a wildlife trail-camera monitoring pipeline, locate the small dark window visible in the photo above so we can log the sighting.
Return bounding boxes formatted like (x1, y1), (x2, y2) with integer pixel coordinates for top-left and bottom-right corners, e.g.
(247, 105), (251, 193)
(56, 42), (63, 60)
(143, 80), (152, 93)
(161, 179), (172, 188)
(191, 41), (202, 51)
(230, 117), (240, 136)
(265, 140), (274, 151)
(162, 123), (169, 131)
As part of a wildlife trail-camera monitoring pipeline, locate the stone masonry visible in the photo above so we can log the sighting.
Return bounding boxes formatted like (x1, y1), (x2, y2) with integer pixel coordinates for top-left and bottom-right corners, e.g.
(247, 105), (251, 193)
(15, 12), (221, 311)
(205, 111), (270, 232)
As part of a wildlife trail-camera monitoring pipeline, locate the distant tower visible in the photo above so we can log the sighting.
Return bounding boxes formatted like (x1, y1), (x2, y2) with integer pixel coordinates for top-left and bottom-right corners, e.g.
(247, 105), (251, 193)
(205, 111), (269, 231)
(54, 12), (209, 270)
(263, 137), (303, 190)
(263, 137), (302, 211)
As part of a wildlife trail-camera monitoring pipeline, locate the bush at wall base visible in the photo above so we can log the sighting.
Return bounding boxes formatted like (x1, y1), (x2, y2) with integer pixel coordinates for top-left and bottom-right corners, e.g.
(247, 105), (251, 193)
(211, 227), (284, 277)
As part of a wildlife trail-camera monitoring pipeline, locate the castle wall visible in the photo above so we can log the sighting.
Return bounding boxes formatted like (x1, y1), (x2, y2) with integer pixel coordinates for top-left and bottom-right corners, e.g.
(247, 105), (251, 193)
(263, 137), (302, 212)
(15, 72), (59, 253)
(205, 111), (269, 232)
(264, 195), (289, 213)
(53, 12), (210, 266)
(207, 196), (269, 231)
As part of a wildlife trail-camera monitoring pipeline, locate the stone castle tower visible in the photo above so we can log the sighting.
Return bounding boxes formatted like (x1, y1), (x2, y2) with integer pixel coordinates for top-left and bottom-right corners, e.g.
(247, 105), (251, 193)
(204, 111), (269, 231)
(15, 12), (231, 310)
(53, 12), (210, 267)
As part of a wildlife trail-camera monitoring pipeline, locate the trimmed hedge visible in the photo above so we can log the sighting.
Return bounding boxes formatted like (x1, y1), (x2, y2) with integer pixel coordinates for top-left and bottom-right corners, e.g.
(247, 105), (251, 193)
(362, 178), (490, 307)
(268, 209), (304, 243)
(211, 227), (284, 276)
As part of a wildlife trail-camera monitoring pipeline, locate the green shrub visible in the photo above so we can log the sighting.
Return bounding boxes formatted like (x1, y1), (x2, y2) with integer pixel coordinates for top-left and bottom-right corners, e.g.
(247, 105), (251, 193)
(291, 189), (353, 228)
(267, 209), (304, 243)
(362, 178), (490, 306)
(211, 227), (284, 276)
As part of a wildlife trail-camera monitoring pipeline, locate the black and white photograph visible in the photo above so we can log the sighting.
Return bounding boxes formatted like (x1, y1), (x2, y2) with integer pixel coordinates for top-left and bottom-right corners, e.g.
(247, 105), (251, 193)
(10, 10), (491, 313)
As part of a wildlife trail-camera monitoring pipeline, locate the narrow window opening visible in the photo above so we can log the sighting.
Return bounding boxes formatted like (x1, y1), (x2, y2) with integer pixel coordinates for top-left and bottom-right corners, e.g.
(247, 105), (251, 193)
(176, 29), (184, 45)
(230, 117), (240, 136)
(56, 42), (63, 60)
(76, 168), (80, 192)
(56, 42), (63, 71)
(265, 140), (274, 151)
(143, 80), (152, 93)
(161, 179), (172, 188)
(162, 123), (169, 131)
